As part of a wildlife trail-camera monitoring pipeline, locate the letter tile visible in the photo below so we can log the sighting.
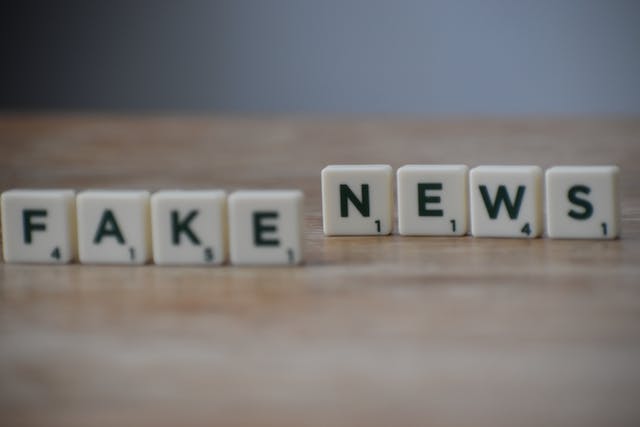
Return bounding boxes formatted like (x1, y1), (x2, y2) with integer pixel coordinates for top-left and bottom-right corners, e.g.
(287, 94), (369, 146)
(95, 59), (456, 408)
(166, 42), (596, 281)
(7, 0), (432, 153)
(321, 165), (393, 235)
(1, 189), (76, 263)
(151, 190), (227, 265)
(470, 166), (543, 238)
(546, 166), (620, 239)
(397, 165), (468, 236)
(228, 190), (303, 265)
(77, 190), (151, 264)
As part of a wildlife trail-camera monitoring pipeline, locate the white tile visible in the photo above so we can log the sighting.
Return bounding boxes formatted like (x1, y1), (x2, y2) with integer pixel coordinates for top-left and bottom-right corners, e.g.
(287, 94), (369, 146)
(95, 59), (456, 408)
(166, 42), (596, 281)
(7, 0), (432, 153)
(77, 190), (151, 264)
(321, 165), (393, 235)
(470, 166), (543, 238)
(151, 190), (227, 265)
(545, 166), (620, 239)
(1, 189), (76, 263)
(228, 190), (304, 265)
(397, 164), (468, 236)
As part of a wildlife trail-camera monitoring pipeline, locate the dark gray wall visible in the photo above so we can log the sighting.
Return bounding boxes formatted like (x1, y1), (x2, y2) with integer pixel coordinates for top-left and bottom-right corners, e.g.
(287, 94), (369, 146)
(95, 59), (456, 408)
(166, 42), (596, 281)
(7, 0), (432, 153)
(2, 0), (640, 114)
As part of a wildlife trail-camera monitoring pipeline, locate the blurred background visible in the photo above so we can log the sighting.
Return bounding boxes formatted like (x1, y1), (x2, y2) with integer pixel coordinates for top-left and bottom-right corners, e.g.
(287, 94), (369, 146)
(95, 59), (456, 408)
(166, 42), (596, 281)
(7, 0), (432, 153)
(1, 0), (639, 115)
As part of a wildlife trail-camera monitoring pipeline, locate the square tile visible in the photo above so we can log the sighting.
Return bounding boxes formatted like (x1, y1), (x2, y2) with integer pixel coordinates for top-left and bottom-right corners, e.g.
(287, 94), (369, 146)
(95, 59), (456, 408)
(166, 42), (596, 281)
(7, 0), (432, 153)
(321, 165), (393, 235)
(77, 190), (151, 264)
(228, 190), (304, 265)
(397, 164), (468, 236)
(546, 166), (620, 239)
(151, 190), (227, 265)
(1, 189), (76, 263)
(470, 166), (543, 238)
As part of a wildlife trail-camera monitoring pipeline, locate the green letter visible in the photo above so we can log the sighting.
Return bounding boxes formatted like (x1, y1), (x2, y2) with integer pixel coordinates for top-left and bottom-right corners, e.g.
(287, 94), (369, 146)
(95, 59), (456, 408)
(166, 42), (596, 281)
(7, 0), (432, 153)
(93, 209), (125, 244)
(22, 209), (47, 244)
(567, 185), (593, 220)
(171, 210), (200, 245)
(418, 183), (443, 217)
(253, 211), (279, 246)
(479, 185), (525, 219)
(340, 184), (369, 217)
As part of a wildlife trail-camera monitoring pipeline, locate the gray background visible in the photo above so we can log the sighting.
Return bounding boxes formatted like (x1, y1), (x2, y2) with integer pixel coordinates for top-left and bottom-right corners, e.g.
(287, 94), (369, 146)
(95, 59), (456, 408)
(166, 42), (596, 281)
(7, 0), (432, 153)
(2, 0), (639, 115)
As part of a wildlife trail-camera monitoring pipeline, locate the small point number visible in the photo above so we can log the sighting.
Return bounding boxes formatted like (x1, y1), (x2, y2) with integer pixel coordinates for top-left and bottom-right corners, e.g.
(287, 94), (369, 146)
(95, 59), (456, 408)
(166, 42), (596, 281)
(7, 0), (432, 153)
(129, 247), (135, 261)
(521, 223), (531, 236)
(204, 247), (214, 262)
(50, 247), (61, 260)
(375, 219), (381, 233)
(287, 248), (295, 264)
(601, 222), (608, 236)
(450, 219), (456, 232)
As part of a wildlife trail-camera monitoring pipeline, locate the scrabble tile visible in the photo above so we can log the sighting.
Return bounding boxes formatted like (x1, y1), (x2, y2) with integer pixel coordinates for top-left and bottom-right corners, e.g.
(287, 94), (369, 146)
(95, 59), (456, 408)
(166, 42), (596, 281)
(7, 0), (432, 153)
(470, 166), (543, 238)
(151, 190), (227, 265)
(321, 165), (393, 235)
(1, 189), (76, 263)
(77, 190), (151, 264)
(545, 166), (620, 239)
(228, 190), (303, 265)
(397, 164), (468, 236)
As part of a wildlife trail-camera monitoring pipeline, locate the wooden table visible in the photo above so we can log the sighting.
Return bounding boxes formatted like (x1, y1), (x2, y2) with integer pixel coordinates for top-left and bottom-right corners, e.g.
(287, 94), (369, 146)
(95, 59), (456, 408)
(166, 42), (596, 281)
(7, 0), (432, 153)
(1, 115), (639, 427)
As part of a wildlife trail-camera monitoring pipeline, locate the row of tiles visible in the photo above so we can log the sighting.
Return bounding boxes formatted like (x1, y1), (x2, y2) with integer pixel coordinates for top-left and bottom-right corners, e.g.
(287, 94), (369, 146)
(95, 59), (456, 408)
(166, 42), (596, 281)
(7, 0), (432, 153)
(1, 190), (303, 265)
(323, 164), (619, 239)
(1, 164), (620, 265)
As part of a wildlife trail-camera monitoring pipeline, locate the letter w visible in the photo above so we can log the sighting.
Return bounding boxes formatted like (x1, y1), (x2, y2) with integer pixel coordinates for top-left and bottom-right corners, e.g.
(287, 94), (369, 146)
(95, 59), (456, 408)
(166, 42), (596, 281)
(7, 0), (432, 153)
(479, 185), (525, 219)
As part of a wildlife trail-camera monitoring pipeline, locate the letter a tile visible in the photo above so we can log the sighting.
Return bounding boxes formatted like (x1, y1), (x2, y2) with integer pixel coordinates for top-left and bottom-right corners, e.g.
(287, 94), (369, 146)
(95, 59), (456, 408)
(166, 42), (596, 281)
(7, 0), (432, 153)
(77, 190), (151, 264)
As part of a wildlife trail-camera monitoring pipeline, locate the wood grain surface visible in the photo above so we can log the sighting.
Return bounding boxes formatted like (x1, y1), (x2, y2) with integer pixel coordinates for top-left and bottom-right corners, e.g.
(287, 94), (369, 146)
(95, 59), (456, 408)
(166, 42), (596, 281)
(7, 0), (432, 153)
(1, 115), (639, 427)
